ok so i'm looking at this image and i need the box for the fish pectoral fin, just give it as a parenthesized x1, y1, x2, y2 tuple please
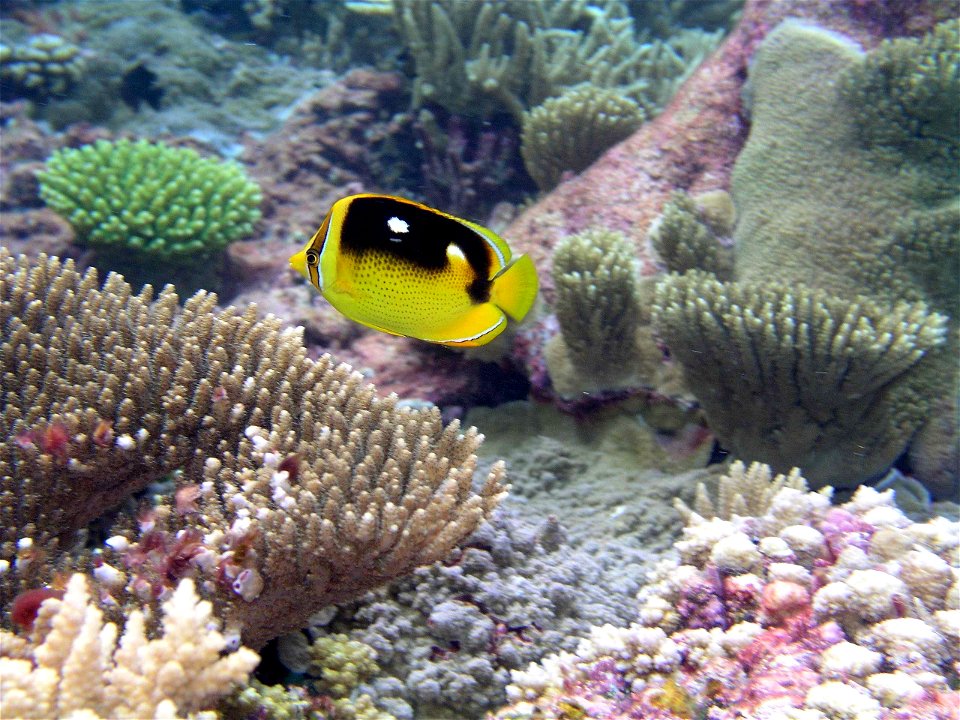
(431, 304, 508, 347)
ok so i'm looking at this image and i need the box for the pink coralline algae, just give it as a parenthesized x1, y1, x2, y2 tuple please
(490, 477, 960, 720)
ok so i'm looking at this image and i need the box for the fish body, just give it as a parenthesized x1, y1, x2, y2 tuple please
(290, 194, 538, 347)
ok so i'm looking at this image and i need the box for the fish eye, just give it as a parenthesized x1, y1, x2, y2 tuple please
(305, 250, 319, 266)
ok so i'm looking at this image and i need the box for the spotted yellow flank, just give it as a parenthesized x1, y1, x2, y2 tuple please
(290, 194, 538, 347)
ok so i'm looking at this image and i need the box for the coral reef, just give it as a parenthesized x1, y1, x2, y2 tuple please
(520, 85, 645, 191)
(0, 573, 258, 718)
(0, 33, 86, 102)
(652, 19, 959, 493)
(393, 0, 720, 122)
(38, 138, 262, 293)
(500, 0, 950, 303)
(0, 249, 506, 649)
(7, 1, 331, 141)
(654, 271, 947, 488)
(491, 464, 960, 719)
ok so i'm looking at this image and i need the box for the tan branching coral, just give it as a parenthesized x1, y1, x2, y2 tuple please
(1, 249, 507, 648)
(544, 229, 653, 395)
(653, 271, 947, 487)
(0, 573, 258, 719)
(0, 249, 321, 555)
(674, 460, 808, 521)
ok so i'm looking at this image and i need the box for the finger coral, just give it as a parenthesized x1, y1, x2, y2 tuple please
(491, 465, 960, 719)
(544, 228, 648, 396)
(37, 138, 261, 292)
(0, 573, 258, 719)
(521, 85, 644, 191)
(0, 248, 506, 648)
(653, 271, 947, 487)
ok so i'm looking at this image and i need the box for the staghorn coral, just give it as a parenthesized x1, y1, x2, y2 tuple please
(0, 249, 507, 648)
(649, 190, 733, 278)
(0, 573, 258, 719)
(37, 138, 261, 293)
(520, 84, 645, 191)
(544, 229, 649, 396)
(0, 34, 86, 102)
(491, 468, 960, 719)
(653, 271, 947, 488)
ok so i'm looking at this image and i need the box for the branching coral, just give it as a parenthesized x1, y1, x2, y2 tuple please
(0, 249, 507, 648)
(520, 84, 645, 191)
(393, 0, 720, 122)
(0, 573, 258, 719)
(675, 460, 807, 522)
(37, 138, 261, 291)
(492, 467, 960, 719)
(0, 34, 86, 102)
(653, 271, 947, 487)
(544, 229, 649, 396)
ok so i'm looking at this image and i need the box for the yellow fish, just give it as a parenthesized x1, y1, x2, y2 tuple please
(290, 194, 538, 347)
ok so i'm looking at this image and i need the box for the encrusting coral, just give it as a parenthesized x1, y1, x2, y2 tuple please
(0, 573, 258, 719)
(37, 138, 262, 292)
(654, 271, 947, 488)
(520, 84, 645, 191)
(544, 228, 648, 396)
(0, 249, 507, 649)
(490, 462, 960, 719)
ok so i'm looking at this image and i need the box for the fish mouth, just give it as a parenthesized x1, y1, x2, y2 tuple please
(289, 249, 308, 279)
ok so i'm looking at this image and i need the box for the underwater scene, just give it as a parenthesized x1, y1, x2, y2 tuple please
(1, 0, 959, 718)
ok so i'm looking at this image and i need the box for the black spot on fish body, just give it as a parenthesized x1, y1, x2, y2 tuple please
(339, 196, 493, 279)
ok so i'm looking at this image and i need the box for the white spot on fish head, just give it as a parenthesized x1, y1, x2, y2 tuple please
(387, 216, 409, 234)
(446, 243, 466, 262)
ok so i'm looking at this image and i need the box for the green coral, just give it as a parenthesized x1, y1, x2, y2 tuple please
(0, 33, 85, 101)
(521, 84, 645, 190)
(309, 633, 380, 699)
(219, 680, 313, 720)
(649, 191, 733, 278)
(653, 271, 947, 488)
(393, 0, 721, 122)
(38, 139, 261, 292)
(839, 18, 959, 172)
(545, 229, 648, 395)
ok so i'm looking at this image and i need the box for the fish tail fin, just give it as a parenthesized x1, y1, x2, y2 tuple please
(490, 254, 538, 322)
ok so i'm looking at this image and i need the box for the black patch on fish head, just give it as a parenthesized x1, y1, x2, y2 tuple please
(340, 197, 494, 298)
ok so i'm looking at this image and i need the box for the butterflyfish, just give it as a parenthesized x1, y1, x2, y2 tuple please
(290, 194, 539, 347)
